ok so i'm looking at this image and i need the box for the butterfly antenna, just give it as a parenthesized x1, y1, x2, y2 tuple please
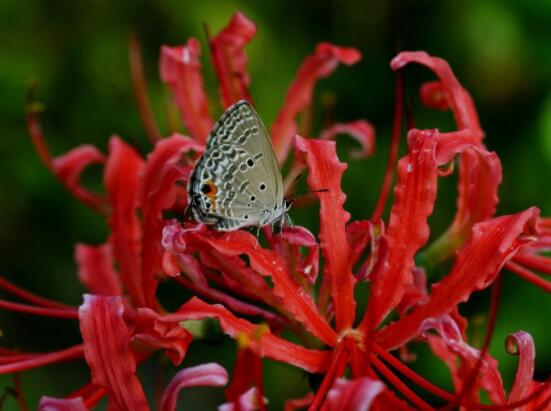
(285, 188, 329, 205)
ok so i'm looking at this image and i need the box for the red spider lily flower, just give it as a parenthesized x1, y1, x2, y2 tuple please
(3, 10, 551, 411)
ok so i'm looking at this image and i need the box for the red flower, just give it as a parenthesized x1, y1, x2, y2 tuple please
(3, 10, 551, 411)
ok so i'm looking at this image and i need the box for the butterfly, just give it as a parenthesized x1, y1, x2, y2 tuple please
(187, 100, 289, 231)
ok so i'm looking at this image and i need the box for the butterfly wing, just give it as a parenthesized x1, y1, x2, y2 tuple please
(188, 100, 284, 230)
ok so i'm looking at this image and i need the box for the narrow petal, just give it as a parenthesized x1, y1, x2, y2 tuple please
(160, 39, 214, 144)
(295, 136, 356, 331)
(52, 145, 108, 212)
(376, 207, 539, 350)
(75, 243, 121, 296)
(210, 11, 256, 108)
(162, 298, 331, 373)
(272, 44, 361, 162)
(165, 225, 336, 346)
(104, 136, 147, 308)
(363, 129, 504, 330)
(319, 120, 376, 159)
(506, 331, 535, 404)
(79, 295, 149, 411)
(391, 51, 482, 135)
(421, 314, 506, 404)
(161, 363, 228, 411)
(322, 378, 384, 411)
(438, 148, 502, 253)
(393, 52, 502, 262)
(39, 396, 87, 411)
(140, 134, 204, 307)
(365, 129, 440, 329)
(201, 232, 335, 345)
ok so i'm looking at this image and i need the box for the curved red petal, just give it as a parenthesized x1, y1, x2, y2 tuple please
(160, 39, 213, 144)
(39, 396, 87, 411)
(140, 134, 203, 307)
(419, 81, 450, 111)
(134, 307, 192, 366)
(322, 378, 384, 411)
(506, 331, 536, 404)
(319, 120, 376, 159)
(104, 136, 147, 308)
(421, 314, 506, 404)
(75, 243, 121, 296)
(52, 145, 108, 212)
(161, 363, 228, 411)
(196, 231, 336, 346)
(210, 11, 256, 108)
(376, 207, 539, 350)
(391, 51, 482, 136)
(393, 52, 502, 261)
(294, 136, 355, 331)
(79, 295, 149, 411)
(162, 297, 331, 373)
(365, 129, 440, 329)
(272, 44, 361, 162)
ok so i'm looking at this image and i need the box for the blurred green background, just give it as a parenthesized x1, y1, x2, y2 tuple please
(1, 0, 550, 409)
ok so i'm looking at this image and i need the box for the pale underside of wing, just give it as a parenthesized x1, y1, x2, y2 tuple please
(188, 100, 285, 230)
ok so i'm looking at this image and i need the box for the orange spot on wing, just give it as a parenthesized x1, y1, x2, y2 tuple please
(206, 180, 218, 210)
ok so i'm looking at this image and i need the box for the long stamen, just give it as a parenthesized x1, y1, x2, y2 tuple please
(13, 373, 29, 411)
(0, 344, 83, 374)
(308, 342, 348, 411)
(512, 254, 551, 277)
(129, 30, 162, 144)
(371, 342, 455, 401)
(371, 70, 404, 221)
(0, 299, 78, 319)
(506, 262, 551, 293)
(25, 83, 53, 171)
(0, 276, 74, 310)
(369, 354, 434, 411)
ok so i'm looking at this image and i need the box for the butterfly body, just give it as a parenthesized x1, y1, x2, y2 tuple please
(188, 100, 287, 231)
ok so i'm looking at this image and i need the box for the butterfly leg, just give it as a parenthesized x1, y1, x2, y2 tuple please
(254, 226, 261, 250)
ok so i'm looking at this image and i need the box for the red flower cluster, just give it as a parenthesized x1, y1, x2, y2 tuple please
(3, 11, 551, 410)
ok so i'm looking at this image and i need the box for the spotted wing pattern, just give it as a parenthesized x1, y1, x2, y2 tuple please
(188, 100, 285, 231)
